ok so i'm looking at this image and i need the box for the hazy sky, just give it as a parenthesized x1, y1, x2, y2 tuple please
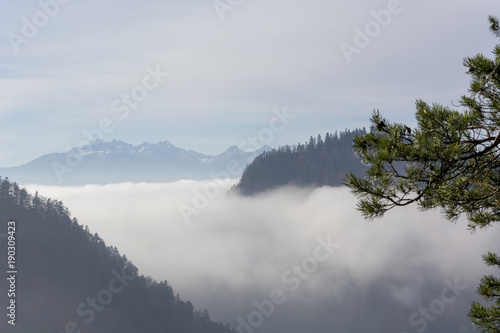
(1, 0, 498, 166)
(27, 182, 500, 333)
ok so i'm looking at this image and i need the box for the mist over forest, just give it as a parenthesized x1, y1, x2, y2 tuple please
(25, 181, 500, 333)
(2, 0, 498, 331)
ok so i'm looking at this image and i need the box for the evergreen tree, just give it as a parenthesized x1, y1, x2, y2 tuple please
(468, 252, 500, 332)
(346, 16, 500, 332)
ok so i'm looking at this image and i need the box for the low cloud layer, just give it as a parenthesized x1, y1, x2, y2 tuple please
(28, 182, 500, 333)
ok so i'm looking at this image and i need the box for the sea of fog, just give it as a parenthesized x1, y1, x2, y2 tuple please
(26, 181, 500, 333)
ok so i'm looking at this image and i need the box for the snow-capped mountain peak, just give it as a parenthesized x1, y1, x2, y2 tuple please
(1, 139, 271, 185)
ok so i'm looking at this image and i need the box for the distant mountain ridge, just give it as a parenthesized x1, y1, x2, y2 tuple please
(0, 139, 271, 186)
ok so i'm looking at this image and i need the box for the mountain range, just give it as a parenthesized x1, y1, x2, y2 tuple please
(0, 139, 270, 186)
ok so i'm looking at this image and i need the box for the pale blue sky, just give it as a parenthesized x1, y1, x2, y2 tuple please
(0, 0, 497, 166)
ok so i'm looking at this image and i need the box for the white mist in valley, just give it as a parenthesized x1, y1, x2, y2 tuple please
(27, 181, 500, 333)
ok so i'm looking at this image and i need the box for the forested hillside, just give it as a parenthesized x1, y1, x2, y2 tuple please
(234, 129, 367, 195)
(0, 177, 235, 333)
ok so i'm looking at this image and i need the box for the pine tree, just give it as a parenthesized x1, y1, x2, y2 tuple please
(346, 16, 500, 332)
(468, 252, 500, 332)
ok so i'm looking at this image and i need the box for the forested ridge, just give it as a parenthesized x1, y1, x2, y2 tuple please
(0, 177, 235, 333)
(233, 129, 367, 195)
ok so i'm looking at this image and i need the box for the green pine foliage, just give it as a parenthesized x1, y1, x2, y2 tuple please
(346, 99, 499, 230)
(346, 16, 500, 332)
(469, 252, 500, 332)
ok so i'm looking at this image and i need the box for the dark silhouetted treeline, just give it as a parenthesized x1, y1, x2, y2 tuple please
(0, 176, 235, 333)
(233, 129, 367, 195)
